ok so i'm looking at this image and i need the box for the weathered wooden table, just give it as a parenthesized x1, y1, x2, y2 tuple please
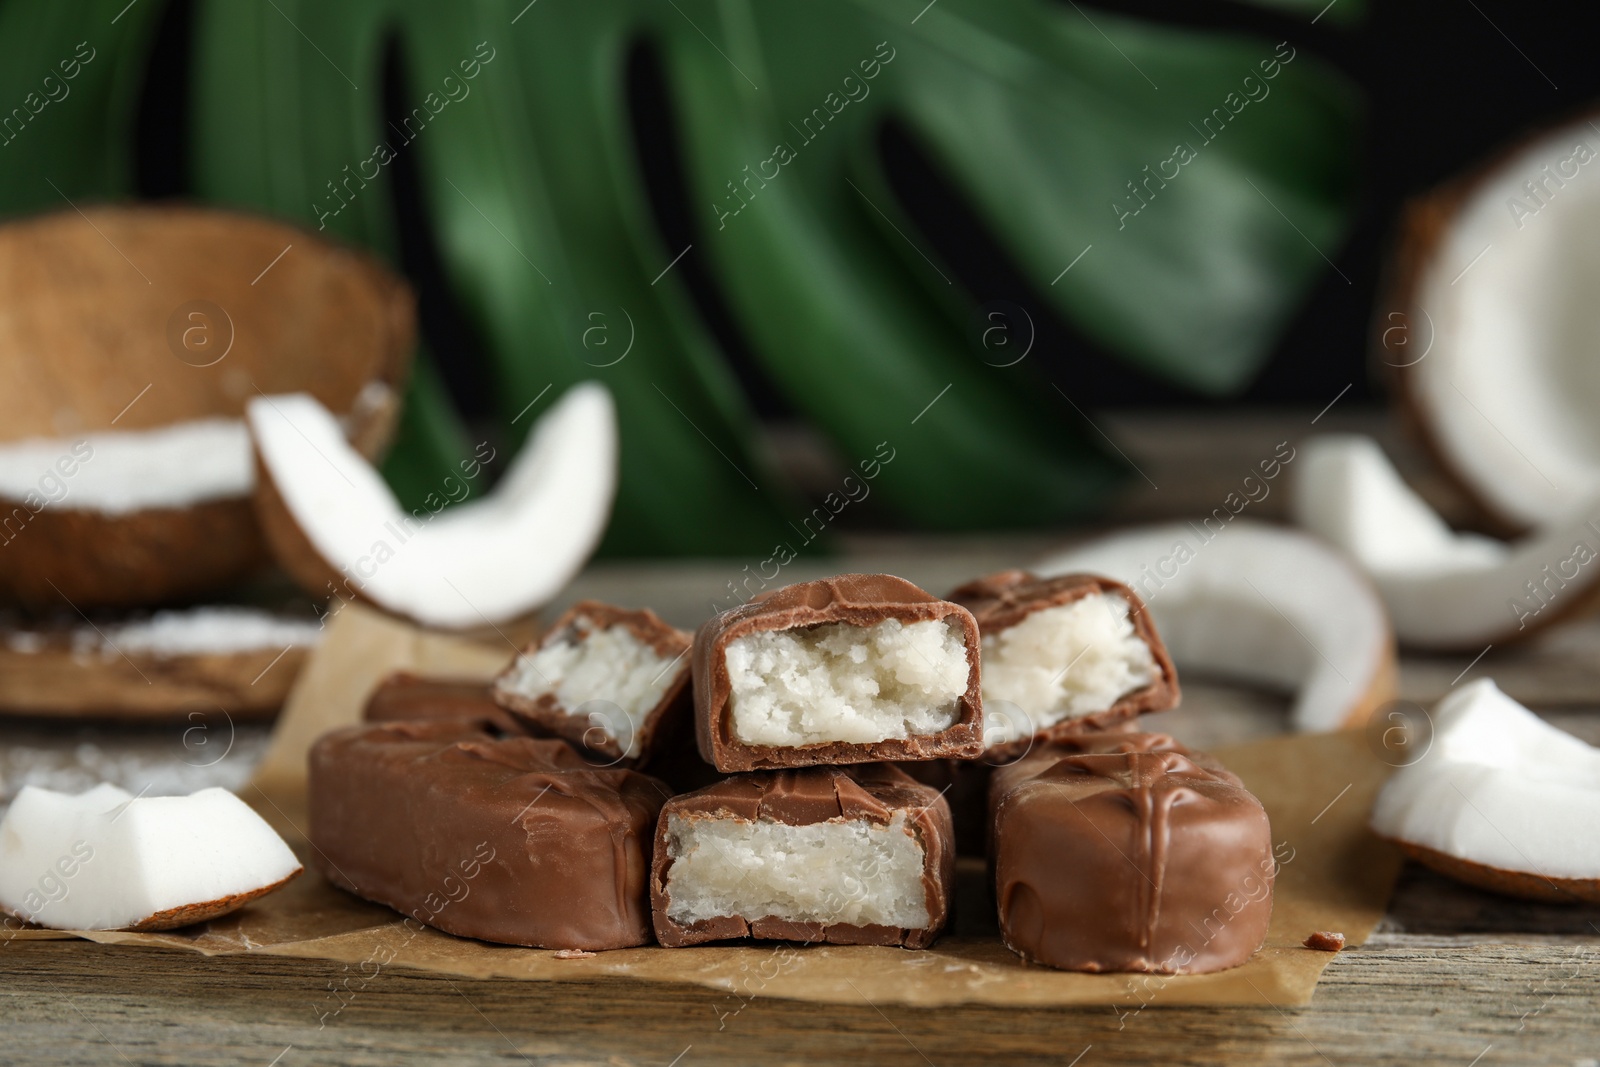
(5, 410, 1599, 1065)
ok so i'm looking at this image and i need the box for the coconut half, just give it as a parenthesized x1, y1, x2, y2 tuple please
(249, 382, 617, 630)
(1293, 434, 1600, 649)
(0, 783, 302, 930)
(1034, 521, 1395, 732)
(0, 206, 412, 609)
(1370, 678, 1600, 903)
(1386, 111, 1600, 532)
(0, 606, 322, 718)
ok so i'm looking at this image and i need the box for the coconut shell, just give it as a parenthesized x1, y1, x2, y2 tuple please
(124, 867, 303, 932)
(0, 205, 413, 611)
(0, 636, 307, 720)
(1379, 108, 1600, 540)
(0, 498, 265, 609)
(1394, 839, 1600, 905)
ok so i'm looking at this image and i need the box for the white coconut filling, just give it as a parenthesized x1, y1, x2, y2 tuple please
(724, 618, 968, 747)
(494, 620, 680, 758)
(979, 594, 1157, 745)
(0, 418, 252, 514)
(663, 812, 929, 929)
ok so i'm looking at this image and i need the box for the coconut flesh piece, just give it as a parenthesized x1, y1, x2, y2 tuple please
(1370, 678, 1600, 899)
(4, 605, 323, 658)
(0, 418, 252, 514)
(1293, 434, 1600, 649)
(1397, 115, 1600, 530)
(1035, 521, 1395, 732)
(724, 618, 970, 747)
(248, 382, 617, 630)
(0, 784, 301, 930)
(662, 811, 930, 929)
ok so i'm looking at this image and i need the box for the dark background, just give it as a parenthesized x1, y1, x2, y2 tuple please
(131, 0, 1584, 419)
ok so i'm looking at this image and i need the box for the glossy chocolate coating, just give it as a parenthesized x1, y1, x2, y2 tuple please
(950, 570, 1179, 756)
(693, 574, 984, 772)
(363, 672, 522, 734)
(651, 764, 955, 948)
(491, 601, 694, 768)
(992, 743, 1274, 974)
(310, 719, 671, 950)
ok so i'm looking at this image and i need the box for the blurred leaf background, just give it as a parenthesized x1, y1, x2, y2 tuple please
(0, 0, 1360, 555)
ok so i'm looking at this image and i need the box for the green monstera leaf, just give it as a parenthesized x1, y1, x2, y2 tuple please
(0, 0, 1358, 555)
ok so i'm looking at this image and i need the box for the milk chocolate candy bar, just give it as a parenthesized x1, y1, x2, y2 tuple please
(364, 671, 522, 734)
(694, 574, 983, 772)
(950, 570, 1178, 757)
(310, 719, 670, 950)
(988, 730, 1229, 811)
(992, 740, 1273, 974)
(493, 601, 693, 767)
(651, 764, 954, 948)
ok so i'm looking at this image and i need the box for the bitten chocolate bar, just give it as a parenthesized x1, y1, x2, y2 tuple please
(991, 736, 1274, 974)
(950, 570, 1178, 755)
(650, 765, 954, 949)
(363, 671, 521, 734)
(310, 719, 670, 950)
(693, 574, 983, 772)
(492, 600, 693, 766)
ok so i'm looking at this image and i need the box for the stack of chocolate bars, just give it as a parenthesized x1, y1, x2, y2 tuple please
(309, 571, 1277, 973)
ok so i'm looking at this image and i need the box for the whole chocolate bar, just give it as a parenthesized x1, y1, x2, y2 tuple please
(310, 719, 671, 950)
(364, 671, 522, 734)
(694, 574, 983, 772)
(992, 740, 1273, 974)
(650, 765, 954, 948)
(950, 570, 1179, 756)
(492, 601, 694, 767)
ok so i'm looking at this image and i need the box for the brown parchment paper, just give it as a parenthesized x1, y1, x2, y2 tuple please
(9, 602, 1403, 1008)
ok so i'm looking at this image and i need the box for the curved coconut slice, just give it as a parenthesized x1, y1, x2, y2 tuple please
(1370, 678, 1600, 902)
(1293, 434, 1600, 649)
(250, 382, 617, 630)
(0, 606, 322, 719)
(0, 206, 412, 610)
(0, 784, 302, 930)
(1035, 521, 1395, 732)
(1387, 111, 1600, 532)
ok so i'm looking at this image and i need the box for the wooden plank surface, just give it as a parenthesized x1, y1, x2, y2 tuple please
(4, 408, 1600, 1065)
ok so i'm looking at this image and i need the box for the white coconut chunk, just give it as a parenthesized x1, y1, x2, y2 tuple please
(494, 618, 681, 758)
(663, 812, 929, 929)
(1370, 679, 1600, 881)
(1036, 520, 1394, 733)
(248, 382, 616, 630)
(0, 418, 251, 514)
(0, 784, 300, 930)
(5, 606, 322, 659)
(1403, 117, 1600, 529)
(725, 618, 969, 747)
(1294, 434, 1600, 649)
(107, 606, 323, 656)
(979, 594, 1157, 744)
